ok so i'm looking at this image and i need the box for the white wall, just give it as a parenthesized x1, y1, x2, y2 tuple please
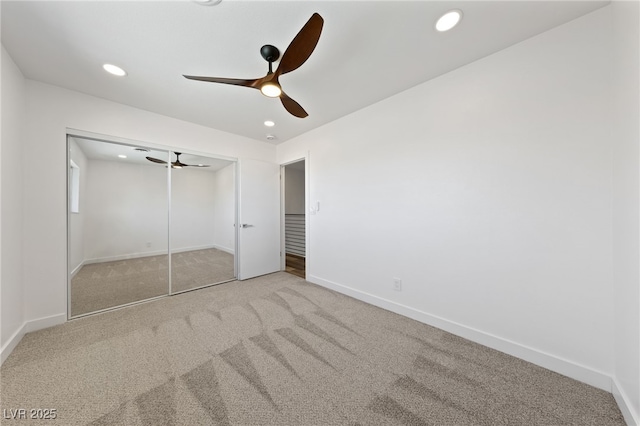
(84, 160, 169, 261)
(278, 7, 615, 391)
(171, 166, 218, 253)
(68, 138, 88, 273)
(21, 80, 276, 328)
(285, 166, 305, 215)
(1, 46, 26, 361)
(212, 163, 236, 254)
(78, 155, 234, 262)
(611, 1, 640, 423)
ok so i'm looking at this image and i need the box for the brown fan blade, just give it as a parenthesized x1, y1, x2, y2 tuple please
(183, 75, 260, 89)
(146, 156, 167, 164)
(173, 163, 211, 168)
(172, 152, 211, 168)
(280, 92, 308, 118)
(276, 13, 324, 76)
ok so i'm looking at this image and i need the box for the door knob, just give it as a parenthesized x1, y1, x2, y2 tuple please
(241, 224, 254, 228)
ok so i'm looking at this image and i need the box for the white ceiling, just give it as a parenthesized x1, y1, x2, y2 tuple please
(2, 1, 608, 144)
(72, 136, 234, 172)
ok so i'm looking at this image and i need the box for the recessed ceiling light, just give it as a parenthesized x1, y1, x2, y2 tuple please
(103, 63, 127, 77)
(264, 120, 275, 127)
(118, 154, 127, 159)
(435, 10, 462, 32)
(192, 0, 222, 6)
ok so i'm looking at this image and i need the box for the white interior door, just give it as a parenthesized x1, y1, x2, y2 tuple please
(238, 158, 281, 280)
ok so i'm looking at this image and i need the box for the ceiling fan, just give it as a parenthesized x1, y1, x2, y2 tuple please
(183, 13, 324, 118)
(146, 152, 210, 169)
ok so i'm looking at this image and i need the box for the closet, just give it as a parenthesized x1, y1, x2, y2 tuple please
(67, 136, 236, 318)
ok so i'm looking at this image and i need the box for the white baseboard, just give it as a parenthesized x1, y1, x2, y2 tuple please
(211, 244, 235, 255)
(0, 313, 66, 366)
(25, 313, 66, 333)
(70, 261, 84, 279)
(83, 245, 234, 265)
(613, 378, 640, 426)
(308, 274, 613, 392)
(84, 249, 170, 264)
(0, 322, 26, 365)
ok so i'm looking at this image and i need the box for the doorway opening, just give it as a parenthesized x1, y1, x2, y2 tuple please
(282, 160, 306, 278)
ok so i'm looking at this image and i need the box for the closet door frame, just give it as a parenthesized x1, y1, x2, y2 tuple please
(66, 129, 238, 319)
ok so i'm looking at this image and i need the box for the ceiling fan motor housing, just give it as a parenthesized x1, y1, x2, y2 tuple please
(260, 44, 280, 63)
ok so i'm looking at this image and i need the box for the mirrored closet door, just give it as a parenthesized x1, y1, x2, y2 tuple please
(68, 137, 170, 317)
(170, 153, 236, 293)
(68, 137, 237, 318)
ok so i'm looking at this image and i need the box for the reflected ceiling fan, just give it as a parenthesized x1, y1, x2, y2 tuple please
(145, 152, 210, 169)
(183, 13, 324, 118)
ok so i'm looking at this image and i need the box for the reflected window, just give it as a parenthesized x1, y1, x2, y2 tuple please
(69, 160, 80, 213)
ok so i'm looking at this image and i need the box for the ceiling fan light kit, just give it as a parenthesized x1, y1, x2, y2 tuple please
(183, 13, 324, 118)
(260, 82, 282, 98)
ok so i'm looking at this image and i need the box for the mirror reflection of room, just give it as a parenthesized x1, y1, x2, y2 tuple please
(169, 152, 236, 293)
(68, 138, 170, 317)
(68, 138, 236, 318)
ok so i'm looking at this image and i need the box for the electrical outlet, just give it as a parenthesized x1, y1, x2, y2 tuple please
(393, 278, 402, 291)
(146, 242, 151, 248)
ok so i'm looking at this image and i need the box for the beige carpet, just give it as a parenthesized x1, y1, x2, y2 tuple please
(3, 272, 624, 425)
(71, 248, 235, 317)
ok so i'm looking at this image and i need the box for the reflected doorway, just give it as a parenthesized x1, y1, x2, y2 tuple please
(67, 136, 237, 318)
(282, 160, 306, 278)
